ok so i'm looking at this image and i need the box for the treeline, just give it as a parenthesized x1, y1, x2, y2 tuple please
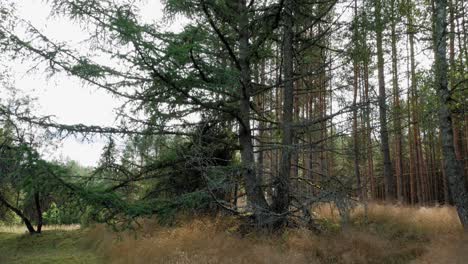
(0, 0, 466, 232)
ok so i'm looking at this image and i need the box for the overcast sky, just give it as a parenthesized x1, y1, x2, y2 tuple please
(10, 0, 170, 167)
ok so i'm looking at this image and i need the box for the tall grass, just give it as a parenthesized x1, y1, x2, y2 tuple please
(314, 203, 467, 264)
(315, 203, 462, 235)
(83, 203, 465, 264)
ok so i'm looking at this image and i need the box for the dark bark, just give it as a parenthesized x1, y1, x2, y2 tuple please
(433, 0, 468, 228)
(34, 192, 43, 233)
(237, 0, 271, 225)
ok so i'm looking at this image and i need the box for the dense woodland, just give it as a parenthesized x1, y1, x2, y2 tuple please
(0, 0, 467, 242)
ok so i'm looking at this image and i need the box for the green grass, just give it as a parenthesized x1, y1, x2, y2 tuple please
(0, 229, 102, 264)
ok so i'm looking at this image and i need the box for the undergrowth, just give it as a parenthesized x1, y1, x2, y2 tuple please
(1, 203, 466, 264)
(84, 203, 466, 264)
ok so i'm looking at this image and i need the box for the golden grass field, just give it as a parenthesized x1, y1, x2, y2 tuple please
(1, 203, 467, 264)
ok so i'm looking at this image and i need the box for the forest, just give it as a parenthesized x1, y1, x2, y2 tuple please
(0, 0, 467, 263)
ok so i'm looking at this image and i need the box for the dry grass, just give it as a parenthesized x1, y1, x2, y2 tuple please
(0, 224, 81, 234)
(315, 203, 467, 264)
(1, 204, 465, 263)
(315, 203, 462, 235)
(412, 234, 468, 264)
(81, 203, 466, 264)
(356, 204, 462, 234)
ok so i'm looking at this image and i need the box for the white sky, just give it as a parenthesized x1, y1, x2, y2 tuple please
(9, 0, 172, 167)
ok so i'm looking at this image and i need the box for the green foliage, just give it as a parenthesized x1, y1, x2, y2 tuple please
(111, 7, 141, 44)
(418, 69, 440, 132)
(69, 119, 239, 227)
(70, 58, 106, 79)
(163, 0, 200, 18)
(43, 202, 82, 225)
(0, 120, 92, 227)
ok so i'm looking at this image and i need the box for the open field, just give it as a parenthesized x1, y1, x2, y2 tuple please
(1, 204, 467, 264)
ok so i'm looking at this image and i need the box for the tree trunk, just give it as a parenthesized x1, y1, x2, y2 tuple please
(433, 0, 468, 228)
(0, 192, 37, 234)
(351, 0, 363, 201)
(274, 0, 294, 224)
(364, 60, 375, 199)
(374, 0, 395, 201)
(449, 0, 463, 174)
(407, 0, 426, 205)
(238, 0, 270, 225)
(34, 192, 43, 233)
(391, 0, 404, 203)
(353, 62, 362, 200)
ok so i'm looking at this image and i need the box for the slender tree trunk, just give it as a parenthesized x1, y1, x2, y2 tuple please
(429, 133, 439, 202)
(391, 0, 404, 203)
(359, 3, 375, 200)
(374, 0, 395, 200)
(353, 63, 362, 200)
(274, 0, 294, 223)
(352, 0, 362, 200)
(405, 32, 416, 204)
(292, 90, 300, 194)
(409, 122, 416, 204)
(256, 61, 266, 195)
(364, 61, 375, 199)
(407, 0, 426, 205)
(433, 0, 468, 228)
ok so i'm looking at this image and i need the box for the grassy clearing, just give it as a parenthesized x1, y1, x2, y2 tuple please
(0, 227, 102, 264)
(1, 204, 467, 263)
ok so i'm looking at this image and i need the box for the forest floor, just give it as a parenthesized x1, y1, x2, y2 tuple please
(0, 204, 467, 264)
